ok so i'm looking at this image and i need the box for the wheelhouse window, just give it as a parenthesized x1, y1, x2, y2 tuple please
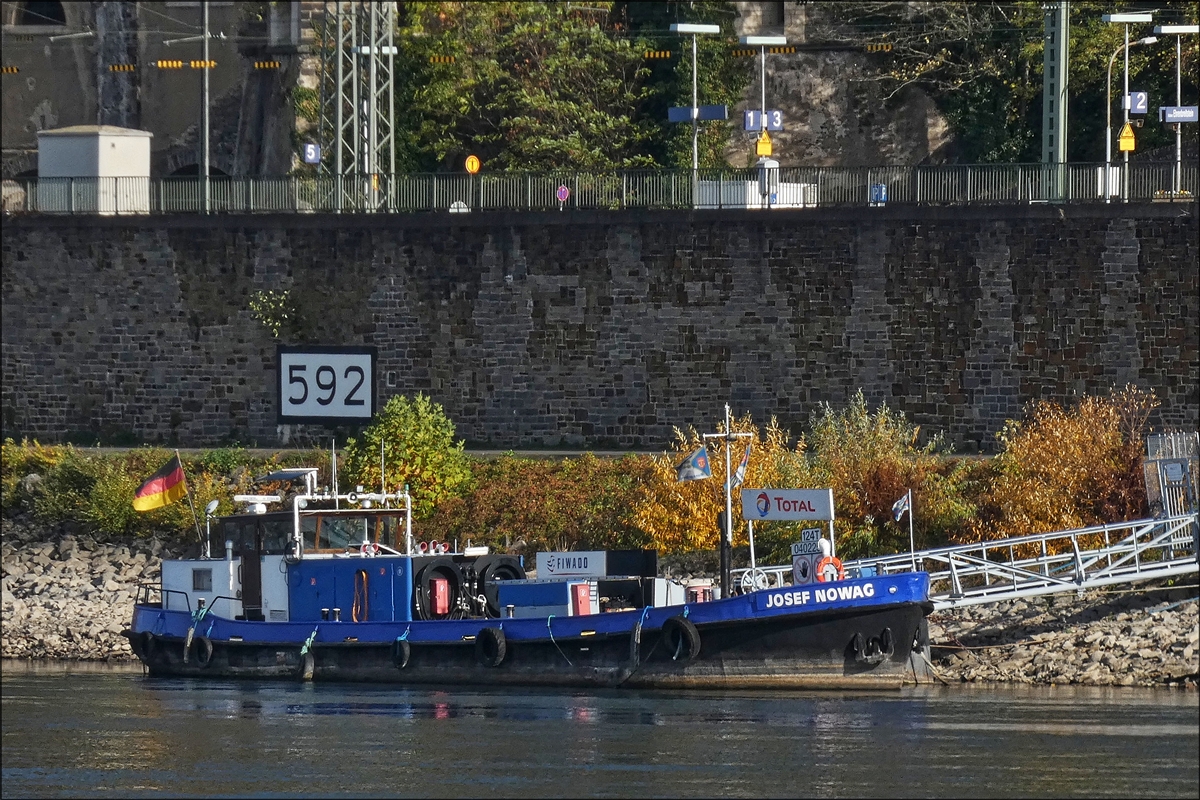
(192, 568, 213, 592)
(301, 513, 404, 552)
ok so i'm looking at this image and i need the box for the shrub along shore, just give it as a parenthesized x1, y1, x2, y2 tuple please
(2, 517, 1195, 687)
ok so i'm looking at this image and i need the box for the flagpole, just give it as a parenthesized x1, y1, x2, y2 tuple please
(177, 449, 204, 558)
(907, 488, 916, 571)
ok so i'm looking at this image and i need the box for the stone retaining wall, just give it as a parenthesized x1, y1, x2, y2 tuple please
(3, 205, 1196, 453)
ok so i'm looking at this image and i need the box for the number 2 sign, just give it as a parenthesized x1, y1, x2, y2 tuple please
(277, 346, 376, 423)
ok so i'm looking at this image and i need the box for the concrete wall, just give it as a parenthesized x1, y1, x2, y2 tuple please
(2, 205, 1196, 452)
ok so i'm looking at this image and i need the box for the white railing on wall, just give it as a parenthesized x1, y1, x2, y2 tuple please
(2, 163, 1194, 215)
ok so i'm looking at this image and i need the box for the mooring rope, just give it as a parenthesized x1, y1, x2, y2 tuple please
(546, 615, 573, 667)
(300, 627, 319, 656)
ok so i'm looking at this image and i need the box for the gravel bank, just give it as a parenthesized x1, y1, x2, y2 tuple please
(3, 516, 1197, 687)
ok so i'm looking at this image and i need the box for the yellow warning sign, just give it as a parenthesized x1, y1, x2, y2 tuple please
(1118, 122, 1135, 152)
(756, 131, 772, 157)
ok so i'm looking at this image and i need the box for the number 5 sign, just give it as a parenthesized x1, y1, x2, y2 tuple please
(277, 346, 376, 423)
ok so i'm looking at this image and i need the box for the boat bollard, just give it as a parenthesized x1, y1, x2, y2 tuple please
(506, 605, 515, 618)
(332, 607, 341, 622)
(321, 608, 330, 621)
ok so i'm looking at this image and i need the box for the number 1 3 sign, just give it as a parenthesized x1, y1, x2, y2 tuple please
(277, 346, 376, 423)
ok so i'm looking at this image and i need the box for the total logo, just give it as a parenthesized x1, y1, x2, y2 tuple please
(755, 492, 771, 517)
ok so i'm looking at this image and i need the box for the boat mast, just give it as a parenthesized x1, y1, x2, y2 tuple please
(703, 403, 752, 597)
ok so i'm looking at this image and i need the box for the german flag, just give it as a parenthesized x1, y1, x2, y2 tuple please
(132, 455, 188, 512)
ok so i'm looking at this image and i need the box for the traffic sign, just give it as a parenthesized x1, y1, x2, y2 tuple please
(755, 131, 772, 157)
(465, 154, 481, 174)
(744, 109, 783, 131)
(556, 185, 570, 203)
(302, 143, 321, 165)
(1118, 122, 1136, 152)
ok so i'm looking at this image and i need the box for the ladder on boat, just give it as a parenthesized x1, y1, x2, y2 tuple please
(731, 513, 1199, 611)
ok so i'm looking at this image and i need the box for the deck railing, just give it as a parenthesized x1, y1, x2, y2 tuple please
(2, 162, 1195, 215)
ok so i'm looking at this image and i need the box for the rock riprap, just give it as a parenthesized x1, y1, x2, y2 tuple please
(929, 588, 1199, 687)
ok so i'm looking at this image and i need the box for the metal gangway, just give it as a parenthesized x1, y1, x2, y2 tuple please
(732, 513, 1199, 611)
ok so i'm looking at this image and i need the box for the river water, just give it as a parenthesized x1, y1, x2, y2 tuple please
(2, 662, 1197, 799)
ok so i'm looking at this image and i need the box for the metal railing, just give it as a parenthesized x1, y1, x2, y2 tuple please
(3, 162, 1195, 215)
(731, 513, 1199, 610)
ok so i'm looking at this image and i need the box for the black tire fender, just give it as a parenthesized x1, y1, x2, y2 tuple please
(141, 632, 160, 663)
(475, 627, 507, 668)
(851, 632, 866, 661)
(880, 627, 895, 658)
(392, 638, 411, 669)
(662, 615, 701, 661)
(191, 635, 214, 668)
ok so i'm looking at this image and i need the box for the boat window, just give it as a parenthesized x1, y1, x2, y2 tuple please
(260, 518, 291, 554)
(301, 516, 318, 551)
(192, 568, 212, 592)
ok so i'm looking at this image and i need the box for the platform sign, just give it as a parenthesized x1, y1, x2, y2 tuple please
(1160, 106, 1198, 123)
(742, 489, 834, 521)
(1127, 91, 1149, 115)
(744, 109, 783, 131)
(277, 345, 376, 424)
(669, 104, 729, 122)
(303, 143, 321, 164)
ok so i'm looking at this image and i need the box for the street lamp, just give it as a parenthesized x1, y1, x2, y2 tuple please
(670, 23, 721, 179)
(1104, 34, 1157, 202)
(1155, 24, 1200, 197)
(1103, 12, 1154, 202)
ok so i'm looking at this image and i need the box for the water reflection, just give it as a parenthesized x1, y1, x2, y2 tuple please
(3, 665, 1197, 799)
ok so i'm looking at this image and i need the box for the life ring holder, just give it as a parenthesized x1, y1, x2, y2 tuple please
(815, 556, 845, 583)
(475, 627, 507, 668)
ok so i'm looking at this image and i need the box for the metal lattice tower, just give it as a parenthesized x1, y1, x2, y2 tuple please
(316, 2, 396, 186)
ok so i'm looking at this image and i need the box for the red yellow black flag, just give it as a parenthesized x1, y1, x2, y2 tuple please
(132, 455, 188, 512)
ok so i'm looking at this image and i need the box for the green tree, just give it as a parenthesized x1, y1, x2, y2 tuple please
(340, 394, 473, 519)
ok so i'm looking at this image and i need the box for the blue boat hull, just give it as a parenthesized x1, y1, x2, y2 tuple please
(126, 573, 934, 689)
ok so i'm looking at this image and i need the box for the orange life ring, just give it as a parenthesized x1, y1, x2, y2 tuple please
(815, 556, 845, 583)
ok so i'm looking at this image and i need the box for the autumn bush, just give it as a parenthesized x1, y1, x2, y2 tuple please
(960, 385, 1158, 551)
(420, 453, 652, 555)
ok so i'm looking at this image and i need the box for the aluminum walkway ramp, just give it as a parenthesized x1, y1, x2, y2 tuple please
(732, 513, 1199, 611)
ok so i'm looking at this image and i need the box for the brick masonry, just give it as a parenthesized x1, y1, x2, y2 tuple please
(2, 205, 1196, 453)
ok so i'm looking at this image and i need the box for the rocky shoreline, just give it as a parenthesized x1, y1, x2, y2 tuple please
(2, 517, 1197, 687)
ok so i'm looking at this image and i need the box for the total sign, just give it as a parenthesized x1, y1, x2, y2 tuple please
(741, 488, 835, 521)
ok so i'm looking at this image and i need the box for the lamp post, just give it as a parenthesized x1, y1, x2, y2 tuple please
(1155, 24, 1200, 197)
(670, 23, 721, 181)
(1104, 34, 1156, 202)
(1103, 13, 1154, 202)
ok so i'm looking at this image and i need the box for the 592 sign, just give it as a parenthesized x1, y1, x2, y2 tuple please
(277, 346, 376, 424)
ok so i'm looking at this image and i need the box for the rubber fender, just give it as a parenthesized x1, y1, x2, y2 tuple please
(473, 555, 526, 617)
(191, 635, 214, 668)
(662, 615, 701, 661)
(475, 626, 507, 668)
(392, 639, 411, 669)
(141, 632, 161, 663)
(300, 651, 315, 682)
(413, 558, 463, 620)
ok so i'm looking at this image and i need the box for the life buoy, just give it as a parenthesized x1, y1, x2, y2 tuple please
(360, 542, 380, 557)
(815, 556, 845, 583)
(392, 638, 411, 669)
(475, 627, 507, 667)
(662, 615, 701, 661)
(190, 635, 214, 668)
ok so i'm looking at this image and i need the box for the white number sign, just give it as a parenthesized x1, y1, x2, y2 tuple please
(277, 346, 376, 423)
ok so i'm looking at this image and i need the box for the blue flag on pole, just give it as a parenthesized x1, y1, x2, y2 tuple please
(892, 492, 910, 522)
(675, 446, 712, 482)
(730, 443, 752, 489)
